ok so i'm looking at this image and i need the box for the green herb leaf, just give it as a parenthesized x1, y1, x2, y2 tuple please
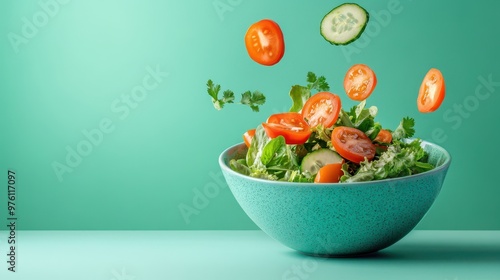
(207, 80, 265, 112)
(261, 136, 286, 166)
(240, 91, 251, 105)
(392, 117, 415, 140)
(245, 125, 299, 180)
(337, 101, 378, 134)
(306, 72, 317, 84)
(222, 90, 235, 104)
(207, 80, 219, 101)
(207, 80, 224, 110)
(337, 109, 355, 127)
(251, 91, 266, 105)
(366, 122, 382, 140)
(306, 71, 330, 91)
(241, 91, 266, 112)
(267, 143, 298, 174)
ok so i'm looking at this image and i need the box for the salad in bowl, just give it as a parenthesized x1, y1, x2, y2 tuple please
(213, 67, 450, 256)
(207, 3, 449, 255)
(219, 65, 444, 184)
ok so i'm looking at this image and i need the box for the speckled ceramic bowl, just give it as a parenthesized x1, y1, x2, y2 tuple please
(219, 140, 451, 257)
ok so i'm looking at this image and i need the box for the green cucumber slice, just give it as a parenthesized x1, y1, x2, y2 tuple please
(320, 3, 369, 45)
(301, 149, 343, 175)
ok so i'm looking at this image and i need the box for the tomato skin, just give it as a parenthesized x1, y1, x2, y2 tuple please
(314, 163, 344, 183)
(418, 68, 445, 113)
(244, 19, 285, 66)
(301, 92, 342, 128)
(262, 113, 311, 144)
(344, 64, 377, 101)
(374, 129, 392, 143)
(331, 126, 376, 164)
(243, 129, 256, 148)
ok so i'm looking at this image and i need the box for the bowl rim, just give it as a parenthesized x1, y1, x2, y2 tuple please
(219, 139, 452, 187)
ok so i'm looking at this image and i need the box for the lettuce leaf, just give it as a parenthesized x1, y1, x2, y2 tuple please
(289, 85, 311, 113)
(244, 125, 299, 180)
(341, 139, 434, 182)
(337, 100, 382, 139)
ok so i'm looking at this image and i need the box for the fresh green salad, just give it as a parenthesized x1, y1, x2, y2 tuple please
(212, 67, 435, 183)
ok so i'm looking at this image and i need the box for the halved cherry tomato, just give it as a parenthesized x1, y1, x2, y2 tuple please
(314, 163, 344, 183)
(301, 92, 342, 128)
(244, 19, 285, 66)
(331, 126, 376, 164)
(417, 68, 445, 113)
(344, 64, 377, 101)
(262, 113, 311, 144)
(374, 129, 392, 143)
(243, 129, 256, 148)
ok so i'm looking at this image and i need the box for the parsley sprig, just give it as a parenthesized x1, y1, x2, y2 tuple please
(207, 80, 266, 112)
(306, 72, 330, 92)
(392, 117, 415, 140)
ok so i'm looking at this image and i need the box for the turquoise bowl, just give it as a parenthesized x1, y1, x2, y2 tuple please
(219, 140, 451, 257)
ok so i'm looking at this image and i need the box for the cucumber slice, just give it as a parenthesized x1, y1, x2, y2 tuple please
(320, 3, 369, 45)
(301, 149, 343, 175)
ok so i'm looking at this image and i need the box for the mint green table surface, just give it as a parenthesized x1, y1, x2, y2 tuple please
(1, 230, 498, 280)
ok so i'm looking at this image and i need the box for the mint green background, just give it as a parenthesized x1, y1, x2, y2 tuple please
(0, 0, 498, 230)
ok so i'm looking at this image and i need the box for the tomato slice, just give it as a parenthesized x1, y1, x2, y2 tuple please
(301, 92, 342, 128)
(243, 129, 256, 148)
(314, 163, 344, 183)
(417, 68, 445, 113)
(262, 113, 311, 144)
(344, 64, 377, 101)
(331, 126, 376, 164)
(374, 129, 392, 143)
(244, 19, 285, 66)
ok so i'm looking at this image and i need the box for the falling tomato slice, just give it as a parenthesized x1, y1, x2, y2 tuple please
(262, 113, 311, 144)
(244, 19, 285, 66)
(301, 92, 342, 128)
(417, 68, 445, 113)
(344, 64, 377, 101)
